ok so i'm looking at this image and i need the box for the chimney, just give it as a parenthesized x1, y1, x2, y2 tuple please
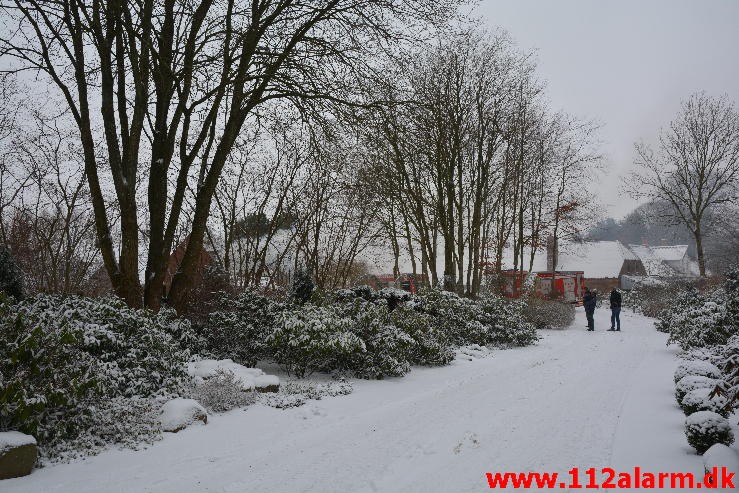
(546, 235, 558, 272)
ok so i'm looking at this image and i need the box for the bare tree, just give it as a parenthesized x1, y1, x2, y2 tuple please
(1, 107, 102, 295)
(208, 118, 306, 290)
(631, 92, 739, 276)
(368, 30, 532, 294)
(542, 113, 601, 273)
(705, 204, 739, 273)
(293, 127, 383, 289)
(0, 75, 28, 233)
(365, 29, 601, 296)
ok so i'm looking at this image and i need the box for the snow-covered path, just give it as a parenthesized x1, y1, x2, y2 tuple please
(4, 308, 708, 493)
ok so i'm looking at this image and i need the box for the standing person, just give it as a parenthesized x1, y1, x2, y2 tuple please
(583, 287, 597, 331)
(609, 288, 622, 331)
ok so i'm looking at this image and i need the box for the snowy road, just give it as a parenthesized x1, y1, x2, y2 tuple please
(4, 308, 712, 493)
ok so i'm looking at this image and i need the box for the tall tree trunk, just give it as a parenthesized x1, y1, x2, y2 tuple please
(694, 225, 707, 277)
(167, 116, 241, 312)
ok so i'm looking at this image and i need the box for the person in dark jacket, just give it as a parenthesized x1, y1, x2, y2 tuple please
(583, 287, 597, 331)
(609, 288, 622, 331)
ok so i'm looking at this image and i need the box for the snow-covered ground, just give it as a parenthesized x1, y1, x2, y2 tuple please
(4, 308, 735, 492)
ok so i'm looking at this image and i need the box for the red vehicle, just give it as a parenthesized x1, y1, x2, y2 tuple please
(371, 273, 428, 294)
(501, 270, 585, 304)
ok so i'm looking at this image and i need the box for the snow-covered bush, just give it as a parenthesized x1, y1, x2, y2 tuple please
(726, 265, 739, 293)
(685, 411, 734, 454)
(676, 269, 739, 415)
(270, 296, 462, 379)
(158, 305, 205, 353)
(712, 335, 739, 415)
(270, 287, 537, 379)
(335, 285, 376, 303)
(289, 269, 315, 304)
(198, 289, 284, 366)
(335, 285, 412, 311)
(189, 369, 256, 412)
(415, 289, 484, 345)
(678, 347, 725, 367)
(268, 304, 364, 377)
(709, 269, 739, 414)
(342, 300, 414, 379)
(259, 379, 353, 409)
(680, 388, 729, 418)
(659, 290, 735, 350)
(278, 380, 354, 400)
(259, 393, 306, 409)
(478, 295, 539, 347)
(523, 298, 576, 329)
(44, 396, 162, 463)
(656, 270, 739, 350)
(0, 295, 190, 460)
(0, 246, 23, 300)
(675, 375, 719, 404)
(390, 306, 454, 366)
(702, 444, 739, 478)
(285, 299, 418, 379)
(415, 289, 538, 347)
(674, 360, 723, 384)
(624, 279, 684, 318)
(723, 265, 739, 323)
(653, 287, 701, 334)
(377, 287, 412, 311)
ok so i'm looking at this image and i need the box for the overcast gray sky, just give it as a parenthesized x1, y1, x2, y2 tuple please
(477, 0, 739, 219)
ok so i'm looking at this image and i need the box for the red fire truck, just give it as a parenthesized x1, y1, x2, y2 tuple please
(371, 273, 428, 294)
(501, 270, 585, 304)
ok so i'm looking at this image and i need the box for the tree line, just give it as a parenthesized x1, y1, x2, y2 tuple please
(0, 1, 602, 310)
(363, 30, 600, 296)
(3, 2, 733, 312)
(0, 0, 458, 311)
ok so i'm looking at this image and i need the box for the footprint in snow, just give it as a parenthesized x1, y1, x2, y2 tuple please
(299, 404, 327, 419)
(453, 432, 480, 454)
